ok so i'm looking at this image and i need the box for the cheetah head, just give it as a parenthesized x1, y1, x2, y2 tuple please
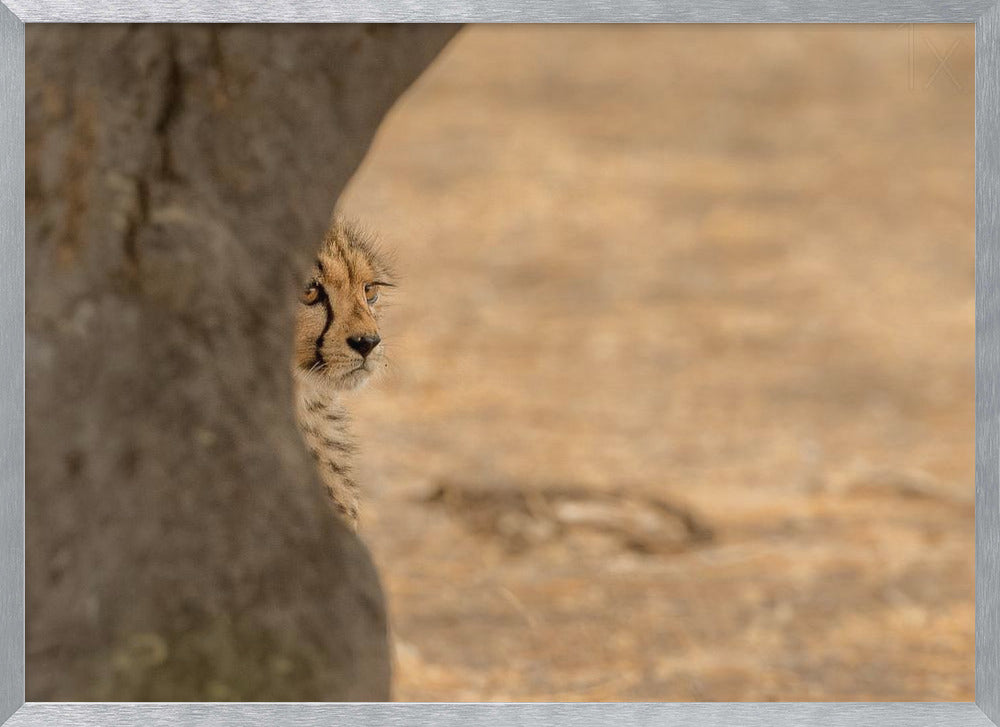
(294, 217, 394, 390)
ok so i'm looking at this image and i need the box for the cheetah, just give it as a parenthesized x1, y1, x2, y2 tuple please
(293, 217, 394, 529)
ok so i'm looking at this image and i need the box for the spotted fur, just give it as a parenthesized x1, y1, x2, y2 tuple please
(293, 217, 394, 529)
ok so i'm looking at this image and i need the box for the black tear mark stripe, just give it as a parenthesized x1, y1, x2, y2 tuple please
(313, 283, 334, 367)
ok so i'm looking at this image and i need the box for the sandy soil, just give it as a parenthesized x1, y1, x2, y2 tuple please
(337, 25, 975, 701)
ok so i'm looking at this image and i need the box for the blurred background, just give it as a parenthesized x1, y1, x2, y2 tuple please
(336, 25, 975, 701)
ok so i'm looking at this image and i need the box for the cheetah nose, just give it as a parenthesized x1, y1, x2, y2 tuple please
(347, 334, 381, 358)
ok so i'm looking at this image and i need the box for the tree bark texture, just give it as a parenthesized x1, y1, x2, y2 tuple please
(25, 23, 458, 701)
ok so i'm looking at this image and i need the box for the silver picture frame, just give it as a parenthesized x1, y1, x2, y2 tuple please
(1, 2, 998, 725)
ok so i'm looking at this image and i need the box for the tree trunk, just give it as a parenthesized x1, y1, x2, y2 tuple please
(25, 23, 458, 701)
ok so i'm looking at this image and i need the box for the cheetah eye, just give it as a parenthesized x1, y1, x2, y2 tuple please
(364, 284, 379, 306)
(302, 282, 325, 306)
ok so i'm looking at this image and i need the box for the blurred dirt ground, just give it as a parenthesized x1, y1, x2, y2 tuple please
(337, 25, 975, 701)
